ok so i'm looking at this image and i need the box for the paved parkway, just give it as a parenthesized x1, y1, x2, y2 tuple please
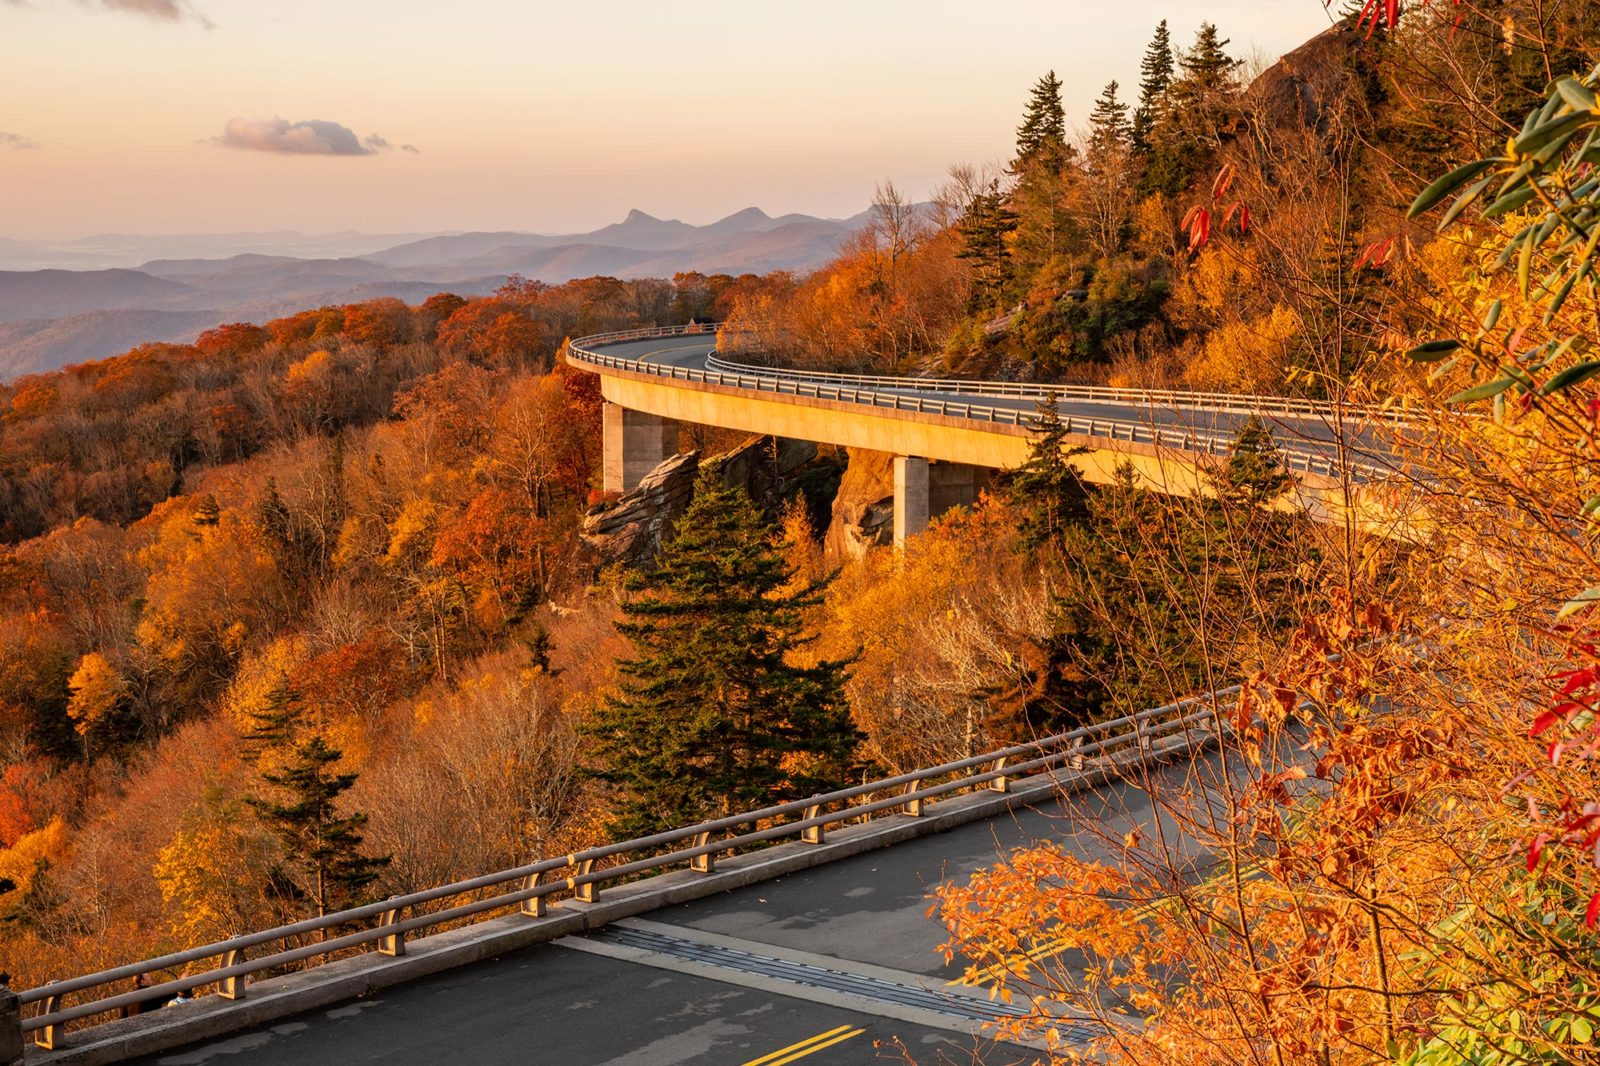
(127, 746, 1246, 1066)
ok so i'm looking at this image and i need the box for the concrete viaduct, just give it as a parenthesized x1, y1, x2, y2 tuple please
(572, 324, 1403, 544)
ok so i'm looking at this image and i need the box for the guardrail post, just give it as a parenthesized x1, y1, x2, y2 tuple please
(519, 871, 548, 918)
(220, 947, 247, 998)
(1069, 736, 1086, 771)
(900, 781, 924, 817)
(690, 830, 715, 873)
(800, 804, 825, 844)
(34, 987, 61, 1051)
(1, 983, 21, 1066)
(572, 858, 599, 903)
(988, 756, 1011, 793)
(377, 903, 405, 958)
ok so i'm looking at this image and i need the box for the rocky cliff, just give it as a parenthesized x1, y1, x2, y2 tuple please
(582, 434, 819, 569)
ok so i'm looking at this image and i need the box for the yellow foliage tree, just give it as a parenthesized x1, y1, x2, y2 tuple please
(0, 817, 68, 919)
(152, 808, 279, 946)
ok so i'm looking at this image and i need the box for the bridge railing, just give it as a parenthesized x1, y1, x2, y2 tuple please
(702, 352, 1411, 424)
(19, 686, 1233, 1050)
(564, 325, 1394, 480)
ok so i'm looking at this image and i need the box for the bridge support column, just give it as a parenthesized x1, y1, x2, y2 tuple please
(603, 403, 679, 495)
(895, 459, 992, 547)
(893, 456, 929, 548)
(0, 984, 19, 1066)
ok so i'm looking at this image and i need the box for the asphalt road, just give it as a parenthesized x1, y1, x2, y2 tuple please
(133, 743, 1262, 1066)
(587, 333, 1393, 469)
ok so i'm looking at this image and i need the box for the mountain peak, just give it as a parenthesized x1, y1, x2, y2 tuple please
(721, 207, 771, 223)
(622, 209, 663, 224)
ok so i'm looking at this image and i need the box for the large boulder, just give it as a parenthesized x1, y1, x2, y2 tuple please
(823, 448, 896, 561)
(711, 434, 818, 516)
(582, 434, 821, 569)
(581, 451, 700, 570)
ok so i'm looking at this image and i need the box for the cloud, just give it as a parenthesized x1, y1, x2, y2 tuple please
(94, 0, 205, 21)
(216, 117, 402, 157)
(0, 131, 39, 150)
(6, 0, 212, 25)
(401, 144, 420, 155)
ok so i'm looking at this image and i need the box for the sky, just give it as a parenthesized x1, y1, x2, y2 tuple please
(0, 0, 1339, 240)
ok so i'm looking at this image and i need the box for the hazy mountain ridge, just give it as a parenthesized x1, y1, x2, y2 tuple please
(0, 206, 885, 379)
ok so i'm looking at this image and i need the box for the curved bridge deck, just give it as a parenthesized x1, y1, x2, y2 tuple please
(567, 325, 1407, 536)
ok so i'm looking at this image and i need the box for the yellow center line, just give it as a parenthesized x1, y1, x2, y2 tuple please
(631, 342, 709, 364)
(764, 1028, 865, 1066)
(740, 1025, 860, 1066)
(949, 863, 1278, 988)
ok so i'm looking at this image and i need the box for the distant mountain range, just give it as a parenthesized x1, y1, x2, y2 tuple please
(0, 206, 881, 379)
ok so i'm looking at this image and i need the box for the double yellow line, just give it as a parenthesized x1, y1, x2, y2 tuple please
(948, 930, 1078, 988)
(948, 863, 1275, 990)
(740, 1024, 865, 1066)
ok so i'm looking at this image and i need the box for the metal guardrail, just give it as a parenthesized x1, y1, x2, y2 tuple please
(702, 352, 1411, 424)
(20, 688, 1232, 1050)
(564, 324, 1393, 481)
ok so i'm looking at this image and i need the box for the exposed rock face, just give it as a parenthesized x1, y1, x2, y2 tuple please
(823, 448, 896, 561)
(1247, 23, 1368, 141)
(582, 451, 699, 570)
(711, 434, 818, 515)
(582, 434, 821, 569)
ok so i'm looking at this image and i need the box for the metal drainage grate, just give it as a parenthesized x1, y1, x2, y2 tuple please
(588, 925, 1098, 1043)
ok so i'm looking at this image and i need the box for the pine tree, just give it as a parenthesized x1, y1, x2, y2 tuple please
(955, 181, 1017, 314)
(1014, 71, 1068, 173)
(1088, 81, 1132, 158)
(245, 673, 388, 920)
(1009, 392, 1093, 550)
(1132, 20, 1174, 153)
(1212, 416, 1293, 510)
(581, 470, 860, 840)
(1141, 22, 1241, 196)
(1178, 22, 1240, 92)
(192, 493, 220, 528)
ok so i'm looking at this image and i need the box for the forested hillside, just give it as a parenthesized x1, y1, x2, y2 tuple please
(5, 5, 1600, 1064)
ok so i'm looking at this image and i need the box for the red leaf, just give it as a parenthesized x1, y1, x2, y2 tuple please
(1238, 205, 1251, 235)
(1211, 164, 1236, 201)
(1528, 832, 1551, 872)
(1532, 711, 1563, 737)
(1586, 891, 1600, 929)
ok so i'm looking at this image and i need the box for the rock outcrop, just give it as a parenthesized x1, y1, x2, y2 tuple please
(581, 451, 700, 570)
(582, 434, 822, 569)
(822, 448, 896, 561)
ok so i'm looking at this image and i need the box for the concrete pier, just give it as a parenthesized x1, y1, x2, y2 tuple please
(603, 403, 680, 494)
(893, 456, 929, 548)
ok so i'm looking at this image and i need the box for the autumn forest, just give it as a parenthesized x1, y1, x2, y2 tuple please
(6, 3, 1600, 1063)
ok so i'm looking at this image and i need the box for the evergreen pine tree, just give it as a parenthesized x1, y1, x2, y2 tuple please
(1009, 392, 1093, 551)
(1013, 71, 1068, 173)
(1212, 416, 1293, 510)
(1178, 22, 1240, 92)
(244, 673, 388, 920)
(1009, 72, 1076, 280)
(1087, 81, 1132, 159)
(1140, 22, 1241, 196)
(581, 470, 860, 840)
(1131, 20, 1174, 154)
(192, 493, 220, 528)
(955, 181, 1018, 314)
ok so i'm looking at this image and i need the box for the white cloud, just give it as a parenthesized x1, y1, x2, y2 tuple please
(0, 131, 39, 150)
